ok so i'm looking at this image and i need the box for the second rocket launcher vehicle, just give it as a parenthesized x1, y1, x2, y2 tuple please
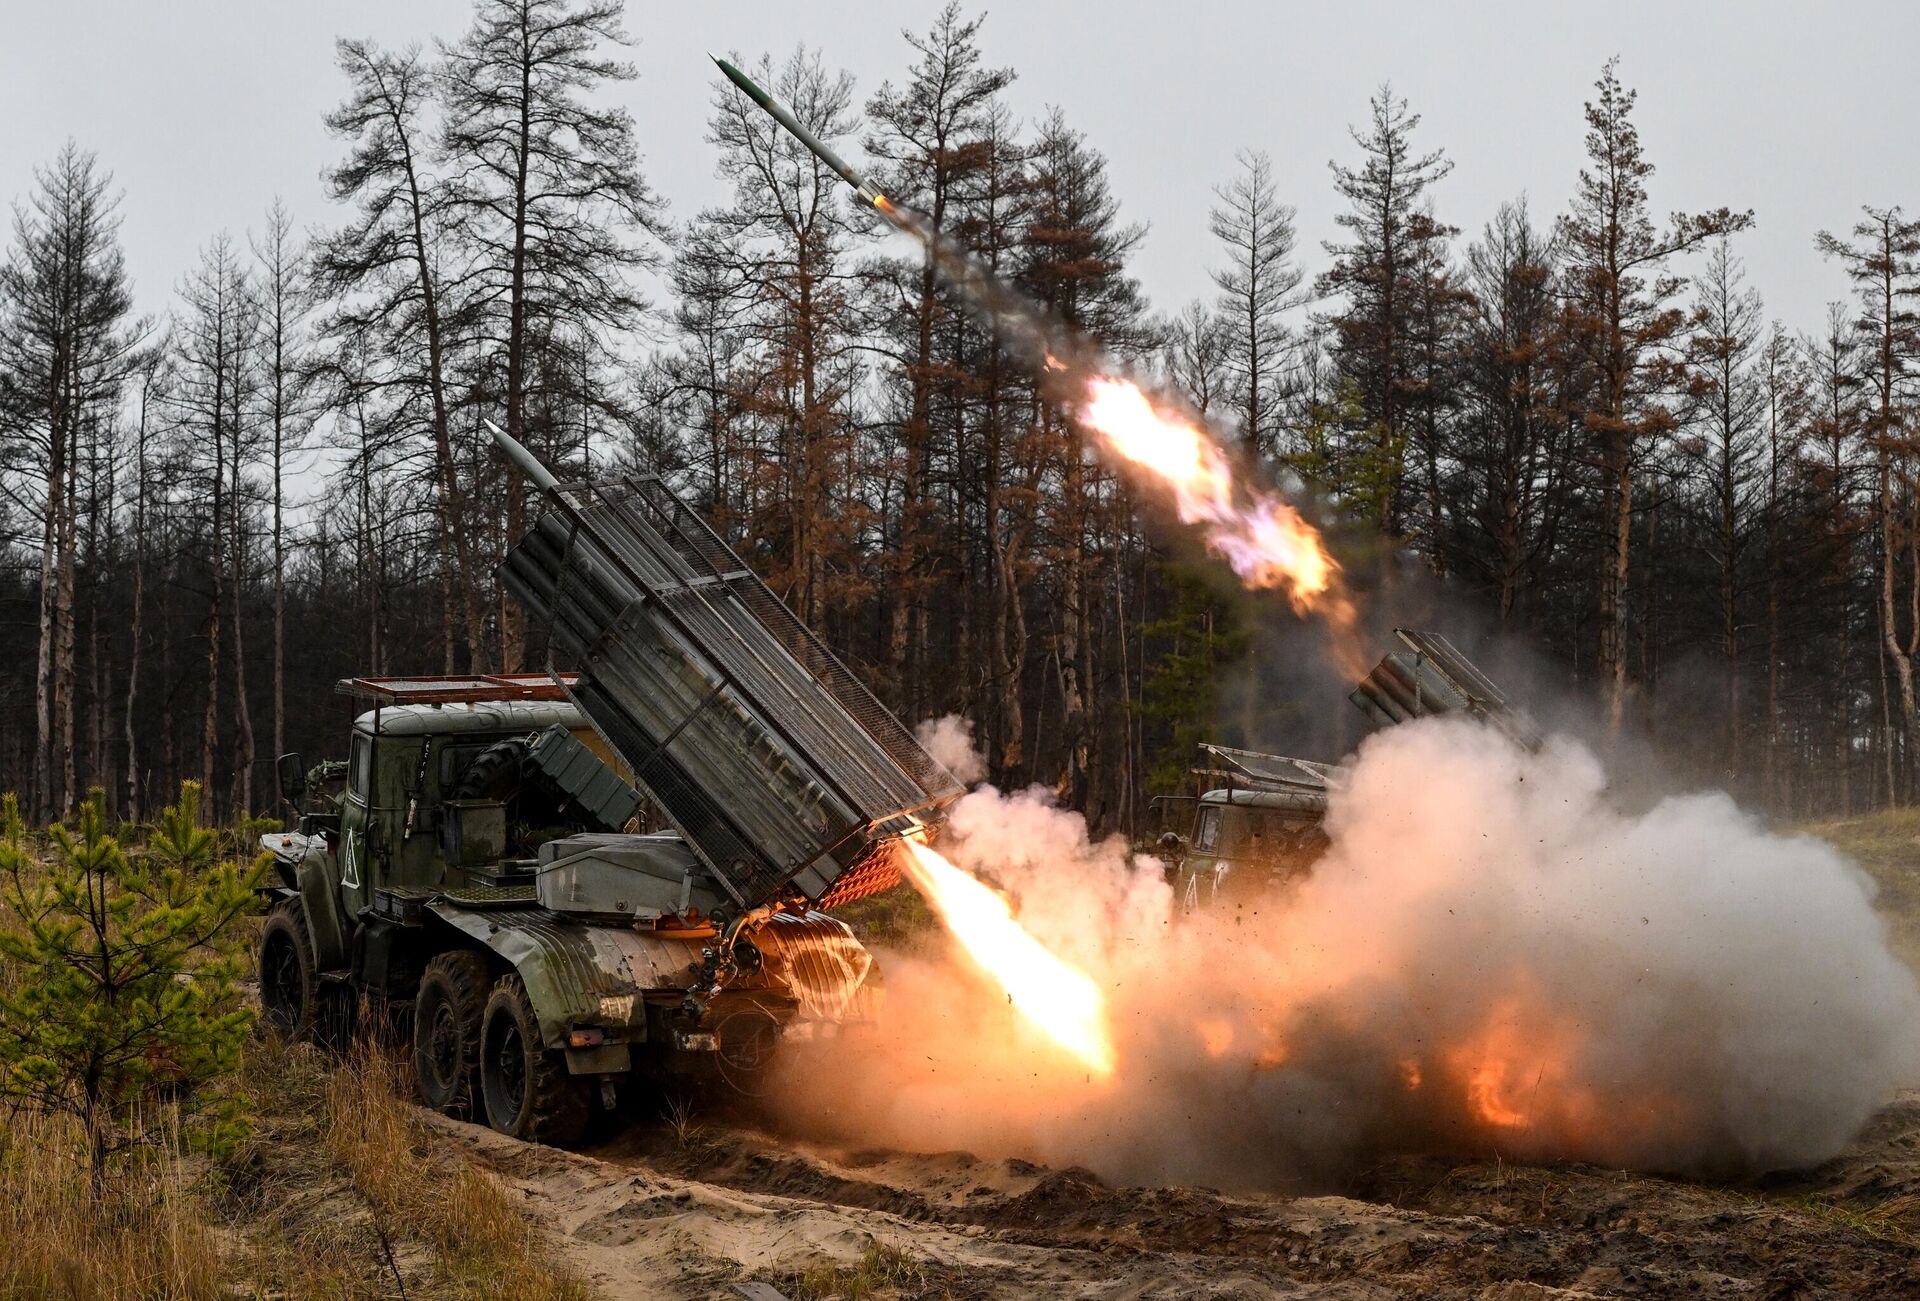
(487, 421, 964, 916)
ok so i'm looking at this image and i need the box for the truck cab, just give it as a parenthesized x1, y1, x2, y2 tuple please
(1174, 786, 1331, 911)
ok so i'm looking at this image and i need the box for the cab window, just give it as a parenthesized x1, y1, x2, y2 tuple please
(348, 733, 372, 801)
(1194, 806, 1221, 852)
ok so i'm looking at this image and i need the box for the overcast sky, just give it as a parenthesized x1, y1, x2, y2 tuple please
(6, 1, 1919, 348)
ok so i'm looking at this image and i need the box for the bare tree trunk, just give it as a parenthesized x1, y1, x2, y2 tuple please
(58, 448, 79, 815)
(230, 417, 256, 817)
(1879, 451, 1917, 804)
(33, 449, 62, 821)
(125, 385, 149, 821)
(1604, 448, 1633, 733)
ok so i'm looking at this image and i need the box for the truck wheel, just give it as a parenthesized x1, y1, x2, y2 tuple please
(413, 950, 491, 1118)
(479, 974, 588, 1145)
(712, 1008, 781, 1096)
(258, 899, 354, 1052)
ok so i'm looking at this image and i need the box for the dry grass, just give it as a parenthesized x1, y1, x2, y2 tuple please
(791, 1239, 933, 1301)
(0, 1111, 229, 1301)
(2, 817, 591, 1300)
(0, 1029, 594, 1301)
(316, 1043, 591, 1301)
(1803, 807, 1920, 975)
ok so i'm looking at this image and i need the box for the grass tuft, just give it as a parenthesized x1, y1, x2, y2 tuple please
(319, 1041, 592, 1300)
(793, 1238, 931, 1300)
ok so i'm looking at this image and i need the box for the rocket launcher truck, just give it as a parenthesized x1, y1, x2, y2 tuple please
(256, 426, 963, 1143)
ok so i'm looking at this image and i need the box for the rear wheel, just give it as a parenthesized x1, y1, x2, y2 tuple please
(257, 899, 354, 1051)
(479, 974, 589, 1145)
(711, 1007, 781, 1097)
(412, 950, 491, 1118)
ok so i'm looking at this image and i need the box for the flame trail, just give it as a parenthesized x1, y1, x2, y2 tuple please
(898, 840, 1115, 1077)
(883, 206, 1367, 677)
(1071, 376, 1365, 675)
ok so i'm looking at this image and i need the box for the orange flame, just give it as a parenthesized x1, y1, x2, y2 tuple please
(1072, 377, 1365, 675)
(899, 840, 1115, 1076)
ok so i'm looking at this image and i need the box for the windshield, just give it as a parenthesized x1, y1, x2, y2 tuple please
(1194, 806, 1221, 852)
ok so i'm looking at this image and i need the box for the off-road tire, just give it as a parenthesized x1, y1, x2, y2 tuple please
(711, 1006, 782, 1097)
(453, 737, 530, 802)
(479, 973, 589, 1146)
(412, 950, 492, 1118)
(257, 898, 354, 1052)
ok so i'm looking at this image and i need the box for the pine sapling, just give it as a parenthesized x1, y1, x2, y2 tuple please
(0, 783, 265, 1189)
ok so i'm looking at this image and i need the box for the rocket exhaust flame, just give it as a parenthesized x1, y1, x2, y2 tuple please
(898, 840, 1115, 1077)
(1073, 377, 1366, 676)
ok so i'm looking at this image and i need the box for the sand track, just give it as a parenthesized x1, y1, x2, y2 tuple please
(425, 1091, 1920, 1299)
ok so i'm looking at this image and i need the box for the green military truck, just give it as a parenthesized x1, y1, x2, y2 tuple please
(258, 426, 962, 1144)
(1156, 631, 1535, 912)
(1149, 744, 1335, 911)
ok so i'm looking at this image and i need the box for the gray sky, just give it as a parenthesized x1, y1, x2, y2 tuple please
(6, 0, 1919, 349)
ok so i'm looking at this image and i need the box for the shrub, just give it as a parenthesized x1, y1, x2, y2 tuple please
(0, 782, 265, 1188)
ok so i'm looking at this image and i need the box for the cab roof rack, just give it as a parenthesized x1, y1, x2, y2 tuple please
(334, 674, 583, 706)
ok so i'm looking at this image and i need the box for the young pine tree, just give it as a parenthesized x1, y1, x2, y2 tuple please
(0, 783, 263, 1189)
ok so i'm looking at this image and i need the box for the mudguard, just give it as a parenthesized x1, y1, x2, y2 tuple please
(295, 847, 351, 971)
(426, 905, 881, 1053)
(428, 904, 704, 1050)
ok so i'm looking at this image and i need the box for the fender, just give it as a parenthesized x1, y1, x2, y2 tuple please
(295, 846, 352, 972)
(427, 903, 710, 1053)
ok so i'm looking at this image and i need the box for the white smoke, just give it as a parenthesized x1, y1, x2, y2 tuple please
(915, 714, 988, 787)
(779, 718, 1920, 1188)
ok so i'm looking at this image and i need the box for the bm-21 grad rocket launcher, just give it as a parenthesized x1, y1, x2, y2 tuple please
(488, 421, 964, 922)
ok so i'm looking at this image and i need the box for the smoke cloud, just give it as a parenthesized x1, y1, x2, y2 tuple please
(914, 714, 988, 787)
(777, 718, 1920, 1188)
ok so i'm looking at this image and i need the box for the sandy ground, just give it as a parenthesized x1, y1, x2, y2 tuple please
(426, 1086, 1920, 1300)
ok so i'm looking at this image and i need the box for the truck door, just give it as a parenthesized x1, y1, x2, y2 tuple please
(337, 731, 375, 919)
(1182, 805, 1224, 911)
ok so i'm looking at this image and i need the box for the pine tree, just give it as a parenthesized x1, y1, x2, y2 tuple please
(438, 0, 664, 667)
(1209, 149, 1304, 462)
(1815, 206, 1920, 798)
(1683, 235, 1765, 767)
(0, 145, 142, 822)
(1557, 59, 1750, 732)
(706, 46, 871, 626)
(865, 2, 1014, 712)
(1017, 108, 1146, 822)
(1453, 200, 1569, 625)
(1163, 300, 1235, 418)
(315, 37, 487, 672)
(0, 784, 262, 1189)
(1317, 86, 1452, 535)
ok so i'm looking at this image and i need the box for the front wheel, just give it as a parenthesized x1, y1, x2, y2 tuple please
(478, 974, 589, 1146)
(257, 899, 354, 1051)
